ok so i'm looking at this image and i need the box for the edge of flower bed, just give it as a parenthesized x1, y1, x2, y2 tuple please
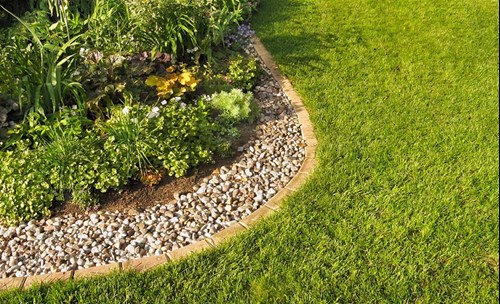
(0, 36, 318, 293)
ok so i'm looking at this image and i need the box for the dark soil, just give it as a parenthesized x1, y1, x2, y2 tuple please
(49, 121, 257, 218)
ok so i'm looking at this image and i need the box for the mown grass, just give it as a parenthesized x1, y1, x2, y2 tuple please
(1, 0, 498, 302)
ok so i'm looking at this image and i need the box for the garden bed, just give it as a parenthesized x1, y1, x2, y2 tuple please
(0, 0, 264, 221)
(0, 55, 305, 278)
(49, 120, 258, 219)
(0, 0, 309, 278)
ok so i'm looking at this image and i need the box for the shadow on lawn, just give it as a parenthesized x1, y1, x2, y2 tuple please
(254, 0, 368, 74)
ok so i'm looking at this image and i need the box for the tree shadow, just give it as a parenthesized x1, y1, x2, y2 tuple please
(252, 0, 367, 75)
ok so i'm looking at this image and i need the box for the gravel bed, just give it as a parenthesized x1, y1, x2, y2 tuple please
(0, 47, 305, 278)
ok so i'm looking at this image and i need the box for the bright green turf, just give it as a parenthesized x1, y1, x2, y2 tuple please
(1, 0, 498, 302)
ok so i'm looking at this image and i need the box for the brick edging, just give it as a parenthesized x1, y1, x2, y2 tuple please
(0, 36, 318, 293)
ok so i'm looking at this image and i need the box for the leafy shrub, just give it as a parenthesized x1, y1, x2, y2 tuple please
(0, 99, 226, 224)
(41, 119, 124, 202)
(99, 100, 220, 178)
(1, 111, 117, 222)
(198, 76, 235, 95)
(132, 0, 199, 61)
(82, 0, 138, 54)
(209, 88, 258, 124)
(0, 8, 85, 115)
(73, 49, 175, 117)
(239, 0, 260, 20)
(192, 0, 243, 62)
(197, 53, 259, 95)
(1, 107, 127, 209)
(145, 65, 199, 99)
(0, 149, 54, 225)
(2, 106, 91, 150)
(132, 0, 243, 62)
(227, 54, 259, 91)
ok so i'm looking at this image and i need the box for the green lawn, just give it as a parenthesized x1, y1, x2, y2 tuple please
(1, 0, 498, 302)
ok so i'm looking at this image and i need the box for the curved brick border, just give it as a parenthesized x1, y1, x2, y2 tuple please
(0, 36, 318, 293)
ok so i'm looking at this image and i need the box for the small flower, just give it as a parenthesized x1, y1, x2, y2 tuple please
(161, 99, 168, 105)
(146, 112, 159, 119)
(174, 96, 181, 102)
(122, 106, 129, 115)
(131, 118, 138, 123)
(146, 107, 160, 119)
(180, 102, 186, 109)
(72, 105, 78, 110)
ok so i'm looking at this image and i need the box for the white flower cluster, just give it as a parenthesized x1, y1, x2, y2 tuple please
(121, 105, 160, 121)
(79, 47, 88, 57)
(122, 106, 130, 115)
(146, 106, 160, 119)
(201, 94, 212, 102)
(186, 46, 199, 54)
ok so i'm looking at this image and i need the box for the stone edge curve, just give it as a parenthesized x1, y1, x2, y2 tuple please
(0, 36, 318, 293)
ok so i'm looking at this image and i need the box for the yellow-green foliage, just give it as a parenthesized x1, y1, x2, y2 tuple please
(145, 65, 199, 99)
(209, 88, 258, 124)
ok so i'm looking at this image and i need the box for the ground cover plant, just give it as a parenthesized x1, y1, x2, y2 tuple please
(0, 0, 262, 224)
(0, 0, 498, 302)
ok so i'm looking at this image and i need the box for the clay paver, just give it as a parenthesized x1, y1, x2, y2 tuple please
(0, 277, 25, 292)
(305, 146, 316, 159)
(23, 271, 73, 290)
(167, 239, 213, 262)
(266, 188, 294, 209)
(300, 158, 317, 175)
(208, 222, 248, 246)
(122, 254, 169, 273)
(239, 206, 276, 228)
(73, 262, 121, 280)
(295, 108, 311, 125)
(285, 173, 310, 191)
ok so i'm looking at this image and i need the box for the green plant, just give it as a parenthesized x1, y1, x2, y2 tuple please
(1, 5, 86, 115)
(0, 107, 130, 222)
(97, 103, 154, 180)
(240, 0, 260, 19)
(99, 100, 221, 179)
(145, 65, 199, 99)
(193, 0, 244, 62)
(2, 106, 90, 151)
(199, 76, 235, 95)
(71, 185, 98, 208)
(82, 0, 138, 54)
(41, 115, 125, 198)
(132, 0, 244, 62)
(0, 149, 54, 224)
(209, 88, 258, 124)
(135, 0, 198, 61)
(227, 54, 259, 91)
